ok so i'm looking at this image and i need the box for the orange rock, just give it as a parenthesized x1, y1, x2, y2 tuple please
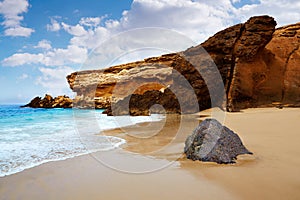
(66, 15, 300, 115)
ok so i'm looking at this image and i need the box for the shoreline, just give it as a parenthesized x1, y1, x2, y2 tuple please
(1, 108, 300, 199)
(0, 107, 163, 178)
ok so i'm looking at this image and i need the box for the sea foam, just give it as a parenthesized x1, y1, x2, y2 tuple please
(0, 105, 163, 177)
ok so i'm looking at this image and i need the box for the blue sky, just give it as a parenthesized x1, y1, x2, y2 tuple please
(0, 0, 299, 104)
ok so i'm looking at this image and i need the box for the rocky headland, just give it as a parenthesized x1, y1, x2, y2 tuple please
(24, 15, 300, 115)
(22, 94, 73, 108)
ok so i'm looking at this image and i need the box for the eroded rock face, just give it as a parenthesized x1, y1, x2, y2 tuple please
(226, 20, 300, 111)
(65, 15, 300, 115)
(67, 57, 175, 110)
(264, 23, 300, 107)
(68, 53, 205, 114)
(199, 15, 277, 111)
(103, 88, 181, 116)
(184, 119, 252, 164)
(22, 94, 73, 108)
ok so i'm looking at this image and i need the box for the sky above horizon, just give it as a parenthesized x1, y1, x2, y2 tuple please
(0, 0, 300, 104)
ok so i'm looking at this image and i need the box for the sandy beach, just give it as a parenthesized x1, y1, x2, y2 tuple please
(1, 108, 300, 200)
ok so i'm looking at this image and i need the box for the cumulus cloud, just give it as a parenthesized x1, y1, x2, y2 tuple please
(2, 53, 44, 66)
(77, 0, 300, 46)
(36, 66, 74, 96)
(49, 0, 238, 68)
(0, 0, 34, 37)
(61, 22, 88, 36)
(43, 45, 88, 66)
(46, 18, 61, 32)
(79, 17, 104, 27)
(34, 40, 52, 50)
(2, 45, 88, 67)
(234, 0, 300, 26)
(111, 0, 299, 41)
(4, 26, 35, 37)
(69, 26, 111, 49)
(68, 0, 235, 48)
(57, 0, 236, 54)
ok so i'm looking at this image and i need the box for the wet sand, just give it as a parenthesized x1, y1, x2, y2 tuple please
(1, 108, 300, 199)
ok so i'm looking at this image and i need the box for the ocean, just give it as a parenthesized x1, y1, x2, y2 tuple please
(0, 105, 163, 177)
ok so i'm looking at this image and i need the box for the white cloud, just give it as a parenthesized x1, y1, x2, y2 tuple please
(69, 26, 111, 49)
(43, 45, 88, 66)
(60, 0, 236, 52)
(105, 19, 120, 29)
(118, 0, 235, 42)
(2, 53, 44, 66)
(61, 22, 87, 36)
(4, 26, 35, 37)
(0, 0, 34, 37)
(2, 45, 88, 67)
(36, 66, 74, 96)
(46, 18, 61, 32)
(0, 0, 28, 26)
(79, 17, 104, 27)
(234, 0, 300, 26)
(77, 0, 300, 46)
(34, 40, 52, 50)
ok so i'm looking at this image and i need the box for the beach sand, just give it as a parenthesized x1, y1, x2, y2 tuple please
(1, 108, 300, 200)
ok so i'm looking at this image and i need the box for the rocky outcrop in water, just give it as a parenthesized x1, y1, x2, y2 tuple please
(184, 119, 252, 164)
(22, 94, 73, 108)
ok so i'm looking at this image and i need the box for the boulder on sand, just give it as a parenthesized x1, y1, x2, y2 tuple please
(184, 119, 252, 164)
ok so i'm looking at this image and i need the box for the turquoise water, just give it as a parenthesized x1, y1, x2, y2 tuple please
(0, 105, 163, 177)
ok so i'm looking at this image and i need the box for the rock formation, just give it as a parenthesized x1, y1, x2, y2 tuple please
(26, 15, 300, 113)
(184, 119, 252, 164)
(199, 16, 277, 111)
(262, 23, 300, 107)
(22, 94, 73, 108)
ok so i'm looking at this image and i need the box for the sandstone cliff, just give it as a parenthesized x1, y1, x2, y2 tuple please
(226, 20, 300, 110)
(264, 23, 300, 107)
(48, 15, 300, 114)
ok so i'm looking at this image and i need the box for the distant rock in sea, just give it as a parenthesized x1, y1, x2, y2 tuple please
(22, 94, 72, 108)
(184, 118, 252, 164)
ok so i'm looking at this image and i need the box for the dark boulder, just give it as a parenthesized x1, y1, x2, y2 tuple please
(184, 118, 252, 164)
